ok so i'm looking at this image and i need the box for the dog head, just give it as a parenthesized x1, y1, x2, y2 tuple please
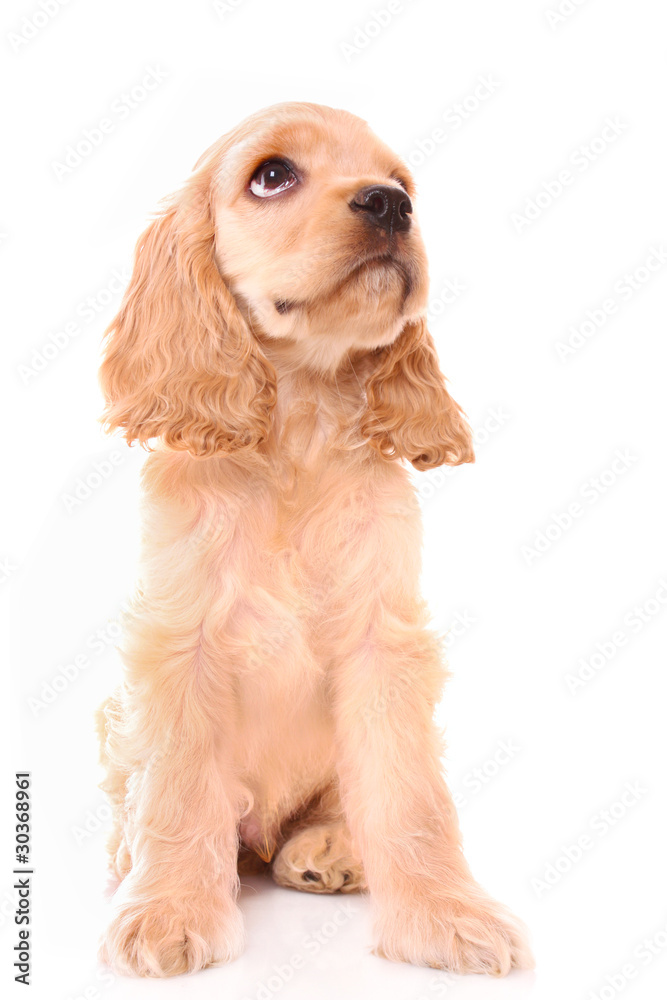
(211, 103, 428, 363)
(100, 102, 474, 469)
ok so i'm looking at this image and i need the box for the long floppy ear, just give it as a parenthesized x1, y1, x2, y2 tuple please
(361, 317, 475, 471)
(99, 167, 276, 458)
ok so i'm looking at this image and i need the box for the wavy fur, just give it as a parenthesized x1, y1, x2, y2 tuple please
(99, 157, 276, 457)
(362, 317, 474, 470)
(97, 101, 532, 980)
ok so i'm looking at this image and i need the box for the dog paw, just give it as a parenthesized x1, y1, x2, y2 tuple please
(272, 823, 366, 894)
(99, 896, 244, 977)
(374, 892, 534, 976)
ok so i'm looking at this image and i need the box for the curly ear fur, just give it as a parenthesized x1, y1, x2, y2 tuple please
(361, 318, 475, 471)
(99, 166, 276, 458)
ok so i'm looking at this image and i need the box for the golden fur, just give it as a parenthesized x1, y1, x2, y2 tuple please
(96, 102, 533, 978)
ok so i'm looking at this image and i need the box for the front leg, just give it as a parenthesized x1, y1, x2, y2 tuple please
(333, 623, 533, 974)
(97, 467, 260, 977)
(98, 614, 247, 977)
(324, 476, 534, 975)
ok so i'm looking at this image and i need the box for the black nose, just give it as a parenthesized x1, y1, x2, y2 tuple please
(351, 184, 412, 234)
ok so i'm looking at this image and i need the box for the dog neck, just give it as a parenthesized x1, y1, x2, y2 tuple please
(257, 336, 376, 472)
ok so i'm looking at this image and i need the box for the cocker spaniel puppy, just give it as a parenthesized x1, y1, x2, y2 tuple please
(97, 101, 533, 978)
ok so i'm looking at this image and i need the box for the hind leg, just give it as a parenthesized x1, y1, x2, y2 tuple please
(272, 820, 365, 893)
(271, 781, 366, 894)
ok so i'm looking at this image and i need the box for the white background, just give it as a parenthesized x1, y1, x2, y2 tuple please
(2, 1, 666, 998)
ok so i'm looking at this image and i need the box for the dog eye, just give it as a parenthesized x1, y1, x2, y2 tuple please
(250, 160, 298, 198)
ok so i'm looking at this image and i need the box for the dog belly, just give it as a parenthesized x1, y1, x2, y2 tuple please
(233, 669, 336, 859)
(204, 459, 401, 858)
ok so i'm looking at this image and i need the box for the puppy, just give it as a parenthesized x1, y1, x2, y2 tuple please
(97, 101, 533, 978)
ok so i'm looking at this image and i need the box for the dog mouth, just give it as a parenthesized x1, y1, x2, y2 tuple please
(342, 250, 416, 304)
(273, 251, 415, 315)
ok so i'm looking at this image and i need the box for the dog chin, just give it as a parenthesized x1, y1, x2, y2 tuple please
(239, 260, 427, 366)
(276, 291, 419, 348)
(318, 258, 427, 337)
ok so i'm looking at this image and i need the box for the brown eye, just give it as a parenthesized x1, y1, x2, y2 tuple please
(250, 160, 297, 198)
